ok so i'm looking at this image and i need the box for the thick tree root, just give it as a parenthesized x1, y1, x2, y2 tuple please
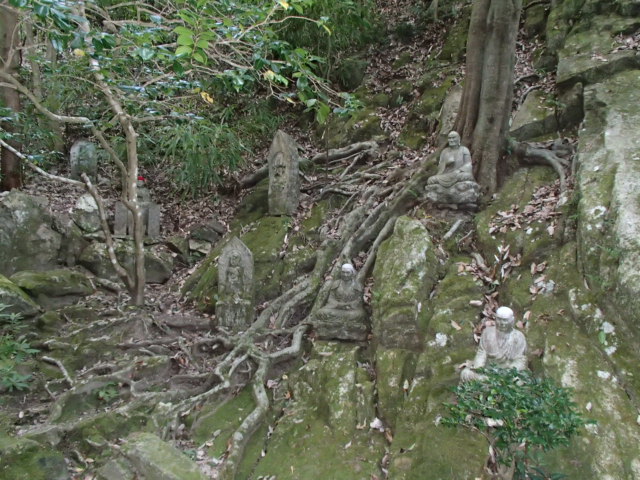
(511, 139, 574, 191)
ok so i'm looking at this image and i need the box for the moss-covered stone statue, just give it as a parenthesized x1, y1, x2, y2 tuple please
(460, 306, 527, 382)
(216, 237, 254, 330)
(313, 263, 368, 341)
(425, 131, 480, 209)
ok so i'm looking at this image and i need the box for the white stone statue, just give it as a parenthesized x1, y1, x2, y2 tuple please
(428, 131, 475, 187)
(460, 306, 527, 383)
(425, 131, 480, 208)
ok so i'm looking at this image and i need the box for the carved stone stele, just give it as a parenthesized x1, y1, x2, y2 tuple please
(268, 130, 300, 216)
(216, 237, 254, 330)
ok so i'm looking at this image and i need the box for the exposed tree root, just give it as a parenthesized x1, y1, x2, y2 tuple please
(237, 141, 379, 190)
(511, 138, 574, 191)
(16, 142, 439, 479)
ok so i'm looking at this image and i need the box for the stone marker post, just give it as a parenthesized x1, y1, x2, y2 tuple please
(69, 139, 98, 181)
(114, 178, 160, 238)
(268, 130, 300, 215)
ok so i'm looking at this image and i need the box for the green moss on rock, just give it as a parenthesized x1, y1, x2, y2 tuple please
(122, 432, 208, 480)
(372, 217, 440, 350)
(0, 274, 40, 317)
(0, 436, 68, 480)
(246, 343, 384, 479)
(475, 167, 558, 265)
(10, 268, 94, 307)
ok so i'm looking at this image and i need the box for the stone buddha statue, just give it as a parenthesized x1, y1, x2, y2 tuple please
(313, 263, 368, 341)
(425, 131, 480, 208)
(460, 306, 528, 383)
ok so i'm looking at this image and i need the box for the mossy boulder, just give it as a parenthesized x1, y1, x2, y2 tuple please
(190, 388, 256, 459)
(510, 82, 584, 141)
(10, 268, 94, 308)
(475, 167, 559, 265)
(324, 107, 385, 148)
(556, 15, 640, 88)
(79, 241, 173, 284)
(0, 192, 63, 276)
(243, 342, 385, 479)
(0, 274, 40, 317)
(121, 432, 208, 480)
(334, 56, 369, 91)
(372, 217, 440, 350)
(398, 74, 455, 149)
(508, 246, 640, 478)
(523, 3, 548, 38)
(231, 180, 270, 228)
(0, 436, 68, 480)
(438, 8, 470, 62)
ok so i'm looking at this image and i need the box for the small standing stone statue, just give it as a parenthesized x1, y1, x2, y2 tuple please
(425, 131, 480, 209)
(313, 263, 368, 341)
(460, 306, 528, 383)
(216, 237, 254, 330)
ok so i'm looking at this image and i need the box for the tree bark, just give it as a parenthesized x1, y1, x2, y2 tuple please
(0, 4, 22, 191)
(453, 0, 522, 195)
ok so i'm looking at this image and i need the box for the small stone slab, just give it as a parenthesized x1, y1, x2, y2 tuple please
(113, 201, 160, 238)
(114, 202, 129, 236)
(122, 432, 207, 480)
(69, 139, 98, 181)
(147, 203, 161, 238)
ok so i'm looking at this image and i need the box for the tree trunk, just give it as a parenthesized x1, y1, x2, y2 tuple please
(0, 4, 22, 191)
(453, 0, 522, 195)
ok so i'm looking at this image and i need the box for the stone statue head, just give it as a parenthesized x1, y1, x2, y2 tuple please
(495, 306, 515, 333)
(229, 251, 242, 266)
(447, 131, 461, 148)
(340, 263, 356, 280)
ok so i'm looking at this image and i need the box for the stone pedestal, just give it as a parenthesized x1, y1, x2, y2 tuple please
(424, 180, 480, 209)
(314, 308, 368, 341)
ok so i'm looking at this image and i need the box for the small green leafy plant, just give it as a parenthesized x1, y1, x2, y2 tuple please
(442, 367, 590, 480)
(96, 382, 119, 403)
(0, 305, 39, 391)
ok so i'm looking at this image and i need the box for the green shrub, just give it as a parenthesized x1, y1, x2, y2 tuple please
(279, 0, 379, 58)
(443, 367, 589, 479)
(0, 305, 38, 392)
(145, 100, 283, 197)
